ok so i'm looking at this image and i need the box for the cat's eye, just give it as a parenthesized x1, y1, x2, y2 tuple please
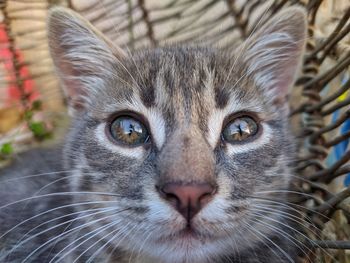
(109, 116, 150, 146)
(222, 116, 258, 143)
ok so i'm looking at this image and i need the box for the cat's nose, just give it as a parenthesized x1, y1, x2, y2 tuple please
(158, 183, 217, 221)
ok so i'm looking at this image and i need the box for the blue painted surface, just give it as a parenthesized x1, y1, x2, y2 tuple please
(328, 75, 349, 186)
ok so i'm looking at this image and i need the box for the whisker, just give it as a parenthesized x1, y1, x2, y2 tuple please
(240, 220, 288, 262)
(6, 206, 122, 256)
(87, 221, 136, 263)
(253, 204, 320, 237)
(0, 170, 73, 183)
(42, 208, 109, 262)
(52, 220, 119, 263)
(250, 207, 336, 261)
(250, 209, 316, 255)
(217, 221, 245, 262)
(86, 221, 134, 263)
(246, 219, 295, 263)
(250, 198, 316, 225)
(249, 196, 331, 221)
(288, 174, 326, 186)
(19, 208, 129, 263)
(20, 173, 103, 212)
(0, 200, 121, 241)
(0, 191, 122, 211)
(128, 226, 153, 263)
(251, 203, 320, 238)
(247, 213, 314, 262)
(255, 189, 328, 203)
(3, 207, 118, 262)
(30, 174, 82, 196)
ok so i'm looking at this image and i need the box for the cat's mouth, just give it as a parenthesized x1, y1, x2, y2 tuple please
(177, 225, 200, 239)
(156, 224, 219, 244)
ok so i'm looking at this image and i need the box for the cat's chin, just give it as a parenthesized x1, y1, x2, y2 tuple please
(123, 226, 235, 263)
(141, 236, 230, 263)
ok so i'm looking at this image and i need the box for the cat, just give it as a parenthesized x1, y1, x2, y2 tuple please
(0, 5, 308, 263)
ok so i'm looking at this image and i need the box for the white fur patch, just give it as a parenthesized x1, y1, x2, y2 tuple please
(199, 196, 229, 222)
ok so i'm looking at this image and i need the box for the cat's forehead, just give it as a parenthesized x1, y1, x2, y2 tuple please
(102, 46, 264, 123)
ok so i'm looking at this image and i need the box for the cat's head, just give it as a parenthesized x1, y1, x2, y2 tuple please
(48, 7, 306, 262)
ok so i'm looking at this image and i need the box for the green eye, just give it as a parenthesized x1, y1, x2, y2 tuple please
(110, 116, 150, 146)
(222, 116, 258, 143)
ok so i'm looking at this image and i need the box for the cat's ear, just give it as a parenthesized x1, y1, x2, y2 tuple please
(47, 7, 127, 114)
(238, 7, 307, 105)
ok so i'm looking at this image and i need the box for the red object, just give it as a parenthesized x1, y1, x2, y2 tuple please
(0, 23, 39, 107)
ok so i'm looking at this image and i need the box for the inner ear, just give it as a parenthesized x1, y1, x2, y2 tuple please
(238, 7, 307, 105)
(47, 7, 127, 114)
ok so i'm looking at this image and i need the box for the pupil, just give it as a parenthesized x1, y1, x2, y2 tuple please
(238, 123, 243, 136)
(128, 124, 134, 135)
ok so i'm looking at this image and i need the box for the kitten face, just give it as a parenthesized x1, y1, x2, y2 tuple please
(48, 7, 306, 263)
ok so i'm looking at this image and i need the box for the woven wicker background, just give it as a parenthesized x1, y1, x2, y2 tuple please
(0, 0, 349, 262)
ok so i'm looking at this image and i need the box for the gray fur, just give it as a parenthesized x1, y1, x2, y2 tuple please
(0, 6, 307, 263)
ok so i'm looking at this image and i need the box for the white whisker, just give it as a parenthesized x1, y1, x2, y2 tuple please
(2, 208, 116, 261)
(19, 208, 129, 263)
(0, 191, 121, 211)
(249, 210, 315, 261)
(53, 220, 119, 263)
(240, 220, 288, 262)
(86, 221, 134, 263)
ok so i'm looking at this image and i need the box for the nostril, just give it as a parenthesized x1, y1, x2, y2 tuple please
(165, 192, 180, 205)
(156, 185, 180, 206)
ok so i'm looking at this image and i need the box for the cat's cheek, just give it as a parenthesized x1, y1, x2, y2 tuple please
(224, 123, 272, 156)
(143, 187, 182, 224)
(197, 174, 231, 219)
(254, 159, 293, 192)
(94, 123, 147, 159)
(197, 196, 231, 222)
(197, 175, 250, 223)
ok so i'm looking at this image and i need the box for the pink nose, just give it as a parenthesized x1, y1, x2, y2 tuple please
(158, 183, 216, 221)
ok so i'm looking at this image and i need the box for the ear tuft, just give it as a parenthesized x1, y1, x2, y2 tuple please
(47, 7, 126, 114)
(238, 6, 307, 105)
